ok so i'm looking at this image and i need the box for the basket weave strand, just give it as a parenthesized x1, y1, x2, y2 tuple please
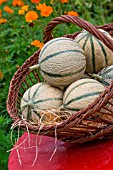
(43, 15, 113, 51)
(7, 15, 113, 143)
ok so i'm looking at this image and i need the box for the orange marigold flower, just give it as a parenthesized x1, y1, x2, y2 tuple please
(12, 0, 24, 7)
(36, 3, 46, 11)
(40, 6, 53, 17)
(0, 18, 7, 24)
(60, 0, 69, 3)
(25, 11, 38, 22)
(36, 3, 53, 17)
(18, 5, 29, 15)
(0, 0, 7, 5)
(31, 0, 40, 4)
(22, 5, 29, 12)
(4, 6, 14, 14)
(18, 9, 25, 15)
(0, 10, 2, 18)
(31, 40, 44, 49)
(67, 11, 79, 17)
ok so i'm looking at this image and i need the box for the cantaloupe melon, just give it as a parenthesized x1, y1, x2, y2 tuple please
(97, 65, 113, 86)
(62, 78, 105, 112)
(30, 37, 86, 88)
(89, 65, 113, 86)
(21, 82, 63, 123)
(74, 29, 113, 73)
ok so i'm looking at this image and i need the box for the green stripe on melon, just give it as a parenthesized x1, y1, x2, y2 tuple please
(28, 87, 31, 100)
(74, 29, 113, 73)
(39, 37, 75, 59)
(40, 49, 84, 64)
(82, 36, 89, 50)
(21, 82, 63, 121)
(22, 97, 28, 103)
(76, 32, 89, 43)
(33, 97, 62, 104)
(32, 83, 44, 99)
(63, 78, 105, 112)
(64, 81, 99, 102)
(38, 37, 86, 87)
(90, 36, 96, 73)
(40, 65, 86, 78)
(64, 92, 102, 106)
(94, 37, 108, 65)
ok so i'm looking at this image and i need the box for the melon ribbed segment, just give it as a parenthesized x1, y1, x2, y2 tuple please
(21, 82, 63, 122)
(97, 65, 113, 86)
(39, 37, 86, 87)
(63, 78, 105, 112)
(75, 29, 113, 73)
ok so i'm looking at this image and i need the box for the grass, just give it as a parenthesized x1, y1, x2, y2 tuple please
(0, 0, 113, 169)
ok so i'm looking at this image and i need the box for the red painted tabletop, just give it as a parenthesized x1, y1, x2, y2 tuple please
(8, 132, 113, 170)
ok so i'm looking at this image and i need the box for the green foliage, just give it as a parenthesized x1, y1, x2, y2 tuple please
(0, 116, 12, 170)
(0, 0, 113, 169)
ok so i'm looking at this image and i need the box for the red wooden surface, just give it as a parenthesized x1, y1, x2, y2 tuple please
(8, 132, 113, 170)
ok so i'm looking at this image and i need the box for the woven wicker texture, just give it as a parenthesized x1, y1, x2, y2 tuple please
(7, 15, 113, 143)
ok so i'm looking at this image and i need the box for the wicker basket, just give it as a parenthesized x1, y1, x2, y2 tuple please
(7, 15, 113, 143)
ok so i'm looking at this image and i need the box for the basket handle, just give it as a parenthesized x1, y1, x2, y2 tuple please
(43, 15, 113, 52)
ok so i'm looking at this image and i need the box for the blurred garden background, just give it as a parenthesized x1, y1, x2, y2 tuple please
(0, 0, 113, 169)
